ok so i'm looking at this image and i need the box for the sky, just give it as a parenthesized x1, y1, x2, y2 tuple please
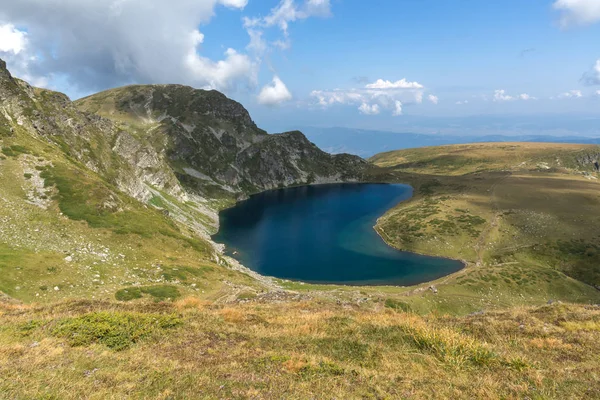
(1, 0, 600, 134)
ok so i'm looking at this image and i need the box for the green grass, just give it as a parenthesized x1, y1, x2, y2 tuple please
(40, 164, 179, 237)
(51, 311, 182, 350)
(115, 285, 181, 302)
(2, 145, 30, 157)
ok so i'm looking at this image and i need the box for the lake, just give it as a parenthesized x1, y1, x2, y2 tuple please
(212, 183, 464, 286)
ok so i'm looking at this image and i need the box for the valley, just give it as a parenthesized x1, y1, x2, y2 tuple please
(1, 59, 600, 399)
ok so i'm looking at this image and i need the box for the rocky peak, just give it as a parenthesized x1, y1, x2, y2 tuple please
(0, 58, 19, 98)
(0, 58, 8, 77)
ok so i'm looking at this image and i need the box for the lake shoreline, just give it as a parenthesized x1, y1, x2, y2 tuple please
(212, 182, 465, 288)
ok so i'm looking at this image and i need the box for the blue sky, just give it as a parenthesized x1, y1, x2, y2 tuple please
(1, 0, 600, 134)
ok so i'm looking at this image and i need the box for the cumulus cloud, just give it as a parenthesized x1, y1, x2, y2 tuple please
(0, 24, 27, 54)
(581, 59, 600, 86)
(257, 76, 292, 106)
(365, 78, 423, 90)
(0, 0, 256, 96)
(553, 0, 600, 28)
(358, 103, 380, 115)
(0, 23, 49, 88)
(427, 94, 439, 104)
(493, 89, 514, 102)
(311, 77, 426, 116)
(558, 90, 583, 98)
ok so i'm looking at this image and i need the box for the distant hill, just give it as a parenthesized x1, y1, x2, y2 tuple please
(300, 126, 600, 158)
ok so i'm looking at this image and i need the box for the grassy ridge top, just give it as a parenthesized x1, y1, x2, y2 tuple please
(370, 142, 600, 175)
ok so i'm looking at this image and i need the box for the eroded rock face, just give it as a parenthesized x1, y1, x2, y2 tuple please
(0, 60, 183, 204)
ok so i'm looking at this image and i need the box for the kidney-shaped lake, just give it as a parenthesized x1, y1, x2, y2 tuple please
(212, 183, 464, 286)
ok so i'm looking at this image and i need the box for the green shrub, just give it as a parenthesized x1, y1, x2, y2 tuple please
(140, 285, 181, 301)
(115, 285, 181, 302)
(51, 311, 182, 350)
(115, 287, 143, 301)
(385, 298, 412, 312)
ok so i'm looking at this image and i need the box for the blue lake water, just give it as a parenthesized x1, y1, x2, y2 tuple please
(212, 183, 464, 286)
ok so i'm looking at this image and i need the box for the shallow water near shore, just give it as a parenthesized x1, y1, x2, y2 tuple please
(213, 183, 464, 286)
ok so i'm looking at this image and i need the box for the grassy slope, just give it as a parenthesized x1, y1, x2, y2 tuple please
(0, 126, 261, 304)
(365, 143, 600, 313)
(1, 299, 599, 399)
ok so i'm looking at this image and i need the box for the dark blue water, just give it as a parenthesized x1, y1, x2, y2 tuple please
(212, 184, 464, 286)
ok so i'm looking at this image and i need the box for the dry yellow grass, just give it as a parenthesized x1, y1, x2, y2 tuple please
(0, 298, 599, 399)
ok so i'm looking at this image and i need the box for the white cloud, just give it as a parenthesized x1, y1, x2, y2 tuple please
(558, 89, 583, 98)
(246, 29, 267, 56)
(220, 0, 248, 8)
(518, 93, 536, 100)
(241, 0, 334, 103)
(493, 90, 536, 102)
(0, 24, 27, 54)
(427, 94, 439, 104)
(596, 90, 600, 96)
(582, 59, 600, 86)
(260, 0, 332, 35)
(0, 0, 255, 96)
(553, 0, 600, 28)
(272, 39, 291, 50)
(257, 76, 292, 106)
(358, 103, 380, 115)
(305, 0, 332, 17)
(242, 0, 332, 63)
(0, 23, 49, 88)
(493, 89, 514, 102)
(365, 78, 423, 90)
(392, 101, 403, 116)
(455, 100, 469, 105)
(310, 77, 426, 116)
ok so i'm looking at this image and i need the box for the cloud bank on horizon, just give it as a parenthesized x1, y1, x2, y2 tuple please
(0, 0, 599, 124)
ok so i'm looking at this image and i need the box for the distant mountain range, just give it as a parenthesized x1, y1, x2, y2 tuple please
(300, 126, 600, 158)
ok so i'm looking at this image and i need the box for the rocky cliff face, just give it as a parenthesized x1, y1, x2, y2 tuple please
(0, 59, 368, 235)
(75, 85, 368, 197)
(0, 59, 183, 204)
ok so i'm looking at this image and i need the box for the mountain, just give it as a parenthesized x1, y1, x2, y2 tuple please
(300, 126, 600, 158)
(1, 58, 367, 239)
(75, 86, 368, 201)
